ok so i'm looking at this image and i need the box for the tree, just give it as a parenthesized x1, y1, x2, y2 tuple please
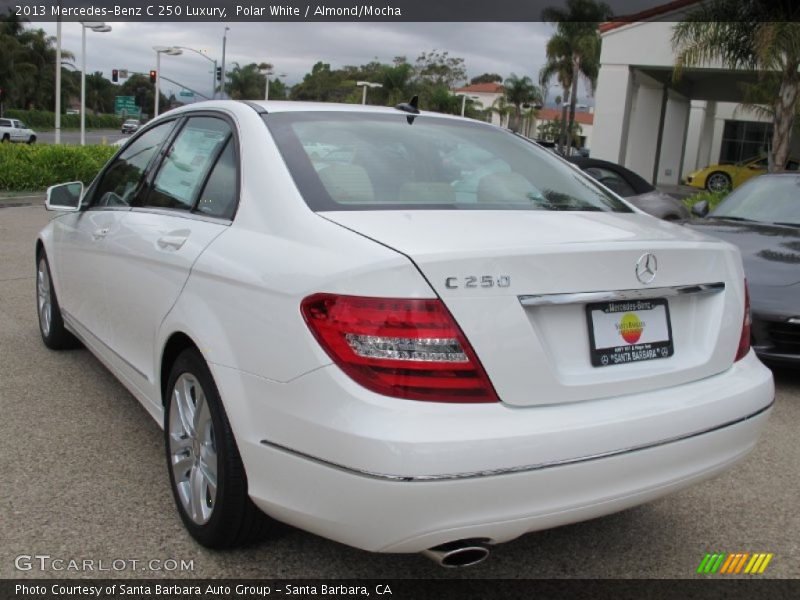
(85, 71, 116, 114)
(503, 74, 542, 133)
(672, 1, 800, 171)
(119, 73, 166, 118)
(540, 38, 575, 151)
(0, 12, 75, 111)
(414, 50, 467, 89)
(490, 95, 514, 128)
(538, 117, 582, 145)
(542, 0, 610, 152)
(225, 62, 265, 100)
(291, 61, 353, 102)
(470, 73, 503, 85)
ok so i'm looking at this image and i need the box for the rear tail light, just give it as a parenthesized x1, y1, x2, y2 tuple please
(301, 294, 499, 403)
(735, 280, 752, 362)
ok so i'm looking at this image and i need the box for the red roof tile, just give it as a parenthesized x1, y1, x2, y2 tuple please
(453, 83, 504, 94)
(537, 108, 594, 125)
(599, 0, 702, 33)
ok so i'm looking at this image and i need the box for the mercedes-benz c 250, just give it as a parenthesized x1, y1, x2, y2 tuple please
(36, 100, 773, 567)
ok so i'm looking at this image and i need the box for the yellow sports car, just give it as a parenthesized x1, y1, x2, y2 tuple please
(684, 155, 800, 192)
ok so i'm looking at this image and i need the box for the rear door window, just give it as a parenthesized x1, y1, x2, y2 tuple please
(145, 116, 231, 211)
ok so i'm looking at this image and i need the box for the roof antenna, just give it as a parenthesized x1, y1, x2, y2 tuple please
(395, 95, 419, 124)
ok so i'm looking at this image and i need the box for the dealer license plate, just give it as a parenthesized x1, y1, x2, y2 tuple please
(586, 298, 674, 367)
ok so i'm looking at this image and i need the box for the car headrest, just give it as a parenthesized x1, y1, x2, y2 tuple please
(318, 164, 375, 203)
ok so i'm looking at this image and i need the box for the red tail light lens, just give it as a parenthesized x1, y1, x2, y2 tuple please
(735, 280, 752, 362)
(301, 294, 499, 403)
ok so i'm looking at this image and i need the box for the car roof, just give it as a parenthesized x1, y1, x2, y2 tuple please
(163, 99, 472, 122)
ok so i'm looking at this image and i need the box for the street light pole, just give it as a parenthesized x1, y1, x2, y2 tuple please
(175, 47, 217, 99)
(219, 27, 230, 98)
(153, 46, 183, 117)
(54, 12, 61, 144)
(155, 50, 161, 117)
(79, 22, 111, 146)
(356, 81, 382, 105)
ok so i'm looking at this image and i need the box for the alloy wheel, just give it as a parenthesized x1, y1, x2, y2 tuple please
(707, 173, 731, 192)
(37, 258, 52, 336)
(168, 373, 218, 525)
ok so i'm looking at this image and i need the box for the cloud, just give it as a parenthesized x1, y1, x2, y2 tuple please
(38, 20, 592, 104)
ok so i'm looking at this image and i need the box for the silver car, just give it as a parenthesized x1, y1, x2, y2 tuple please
(569, 157, 690, 221)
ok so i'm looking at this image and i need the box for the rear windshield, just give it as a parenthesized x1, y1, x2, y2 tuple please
(265, 112, 633, 213)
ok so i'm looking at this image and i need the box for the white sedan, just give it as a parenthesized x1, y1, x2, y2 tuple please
(37, 100, 773, 567)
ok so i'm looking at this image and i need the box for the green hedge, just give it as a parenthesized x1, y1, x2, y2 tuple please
(3, 109, 124, 130)
(0, 144, 117, 191)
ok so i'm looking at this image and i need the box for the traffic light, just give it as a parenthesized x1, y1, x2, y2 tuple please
(149, 70, 157, 84)
(0, 87, 5, 102)
(216, 67, 222, 82)
(111, 69, 118, 83)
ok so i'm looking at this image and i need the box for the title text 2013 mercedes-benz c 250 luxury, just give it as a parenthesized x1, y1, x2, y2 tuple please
(36, 100, 773, 567)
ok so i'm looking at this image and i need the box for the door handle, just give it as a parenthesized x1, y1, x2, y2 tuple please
(92, 227, 109, 240)
(157, 235, 188, 250)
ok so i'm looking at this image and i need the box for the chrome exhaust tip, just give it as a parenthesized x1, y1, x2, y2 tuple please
(422, 540, 490, 568)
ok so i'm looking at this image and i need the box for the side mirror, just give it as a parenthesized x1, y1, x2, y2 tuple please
(691, 199, 709, 218)
(45, 182, 83, 212)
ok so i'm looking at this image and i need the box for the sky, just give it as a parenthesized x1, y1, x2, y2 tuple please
(37, 20, 594, 106)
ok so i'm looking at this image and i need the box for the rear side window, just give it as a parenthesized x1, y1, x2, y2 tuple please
(265, 112, 632, 213)
(195, 140, 237, 219)
(584, 167, 637, 197)
(92, 120, 175, 208)
(145, 116, 231, 211)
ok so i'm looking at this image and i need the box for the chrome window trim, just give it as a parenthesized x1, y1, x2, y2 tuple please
(259, 400, 772, 483)
(519, 282, 725, 307)
(129, 206, 233, 226)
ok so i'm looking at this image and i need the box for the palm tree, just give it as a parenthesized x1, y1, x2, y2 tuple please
(503, 73, 542, 133)
(542, 0, 610, 152)
(490, 95, 513, 128)
(673, 1, 800, 171)
(539, 44, 574, 151)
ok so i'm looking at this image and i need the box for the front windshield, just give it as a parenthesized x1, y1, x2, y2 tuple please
(265, 112, 632, 213)
(711, 175, 800, 226)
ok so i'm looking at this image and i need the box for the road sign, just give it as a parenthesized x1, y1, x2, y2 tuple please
(114, 96, 138, 116)
(179, 90, 194, 97)
(118, 69, 129, 79)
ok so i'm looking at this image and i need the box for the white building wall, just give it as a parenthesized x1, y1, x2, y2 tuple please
(591, 64, 633, 163)
(623, 78, 664, 181)
(656, 95, 690, 185)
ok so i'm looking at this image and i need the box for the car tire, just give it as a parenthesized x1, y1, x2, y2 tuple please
(705, 171, 732, 192)
(36, 252, 80, 350)
(164, 348, 272, 548)
(27, 135, 36, 144)
(1, 134, 9, 143)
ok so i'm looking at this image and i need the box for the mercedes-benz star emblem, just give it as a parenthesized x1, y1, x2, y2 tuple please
(635, 253, 658, 284)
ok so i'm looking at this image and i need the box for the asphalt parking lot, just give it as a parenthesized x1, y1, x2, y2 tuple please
(32, 129, 130, 146)
(1, 198, 798, 580)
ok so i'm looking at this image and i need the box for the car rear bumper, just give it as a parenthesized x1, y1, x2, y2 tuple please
(211, 352, 773, 553)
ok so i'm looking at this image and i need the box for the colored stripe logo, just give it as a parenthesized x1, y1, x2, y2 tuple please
(697, 552, 773, 574)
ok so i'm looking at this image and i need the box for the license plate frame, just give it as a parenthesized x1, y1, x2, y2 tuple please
(586, 298, 674, 367)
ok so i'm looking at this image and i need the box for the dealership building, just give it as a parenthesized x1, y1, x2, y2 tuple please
(591, 0, 800, 187)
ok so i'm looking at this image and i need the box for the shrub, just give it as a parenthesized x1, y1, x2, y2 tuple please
(682, 189, 729, 213)
(3, 109, 124, 130)
(0, 144, 116, 191)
